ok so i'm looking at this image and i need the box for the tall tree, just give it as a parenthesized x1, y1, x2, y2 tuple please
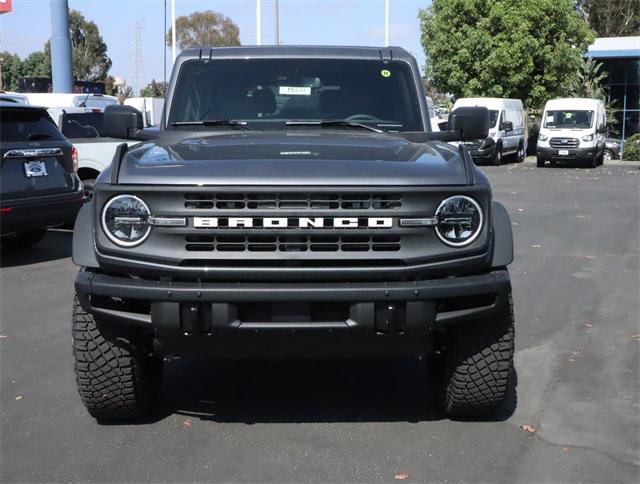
(44, 9, 112, 81)
(420, 0, 595, 108)
(580, 0, 640, 37)
(166, 10, 241, 50)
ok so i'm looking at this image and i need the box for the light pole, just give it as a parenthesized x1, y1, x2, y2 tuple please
(256, 0, 262, 46)
(171, 0, 176, 61)
(384, 0, 389, 47)
(275, 0, 280, 46)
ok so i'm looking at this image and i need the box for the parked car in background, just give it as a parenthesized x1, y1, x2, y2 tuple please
(0, 91, 29, 104)
(23, 93, 118, 111)
(47, 106, 139, 200)
(124, 97, 165, 127)
(0, 102, 83, 246)
(536, 98, 606, 168)
(604, 138, 622, 161)
(452, 98, 526, 165)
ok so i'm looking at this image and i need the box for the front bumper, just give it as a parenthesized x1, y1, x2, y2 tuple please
(76, 269, 511, 351)
(1, 187, 84, 235)
(537, 146, 596, 163)
(465, 139, 496, 161)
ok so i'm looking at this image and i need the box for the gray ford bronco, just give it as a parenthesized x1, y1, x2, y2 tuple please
(72, 46, 515, 422)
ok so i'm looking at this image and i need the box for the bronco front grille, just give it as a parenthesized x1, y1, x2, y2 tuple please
(550, 137, 579, 148)
(184, 192, 402, 210)
(184, 234, 401, 252)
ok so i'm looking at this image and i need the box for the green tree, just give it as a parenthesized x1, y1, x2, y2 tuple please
(44, 9, 112, 81)
(21, 51, 51, 78)
(140, 79, 167, 97)
(419, 0, 596, 108)
(0, 52, 23, 91)
(580, 0, 640, 37)
(166, 10, 241, 50)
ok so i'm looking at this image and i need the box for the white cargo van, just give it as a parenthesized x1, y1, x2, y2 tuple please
(536, 98, 606, 168)
(452, 97, 526, 165)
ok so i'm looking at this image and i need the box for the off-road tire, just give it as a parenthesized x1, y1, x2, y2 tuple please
(442, 296, 515, 418)
(72, 297, 162, 421)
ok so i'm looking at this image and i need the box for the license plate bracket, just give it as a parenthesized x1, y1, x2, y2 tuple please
(23, 160, 48, 177)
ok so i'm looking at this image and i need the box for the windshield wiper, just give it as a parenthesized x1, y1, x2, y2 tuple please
(285, 120, 382, 133)
(170, 120, 254, 131)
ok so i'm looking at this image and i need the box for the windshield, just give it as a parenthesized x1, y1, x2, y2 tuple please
(544, 110, 594, 129)
(168, 58, 424, 131)
(489, 110, 499, 127)
(74, 97, 117, 109)
(60, 112, 105, 138)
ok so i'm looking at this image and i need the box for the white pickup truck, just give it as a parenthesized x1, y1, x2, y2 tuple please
(47, 107, 137, 199)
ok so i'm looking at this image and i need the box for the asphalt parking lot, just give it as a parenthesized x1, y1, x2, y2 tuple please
(1, 159, 638, 483)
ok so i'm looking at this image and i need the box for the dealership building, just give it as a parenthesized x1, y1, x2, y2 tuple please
(586, 36, 640, 140)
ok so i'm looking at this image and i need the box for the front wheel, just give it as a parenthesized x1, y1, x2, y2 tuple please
(515, 143, 525, 163)
(493, 145, 503, 166)
(603, 149, 614, 162)
(72, 297, 162, 421)
(440, 296, 515, 418)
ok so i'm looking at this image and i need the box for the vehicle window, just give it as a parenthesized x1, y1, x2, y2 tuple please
(61, 112, 105, 138)
(488, 110, 499, 127)
(544, 110, 594, 129)
(169, 58, 424, 131)
(74, 97, 117, 109)
(0, 108, 65, 142)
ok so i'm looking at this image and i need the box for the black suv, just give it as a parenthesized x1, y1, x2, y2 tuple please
(0, 102, 83, 246)
(71, 46, 515, 421)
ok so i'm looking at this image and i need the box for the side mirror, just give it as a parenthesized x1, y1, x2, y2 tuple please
(104, 104, 143, 139)
(448, 107, 489, 141)
(501, 121, 514, 132)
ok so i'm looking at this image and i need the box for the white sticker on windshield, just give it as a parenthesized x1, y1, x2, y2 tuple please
(279, 86, 311, 96)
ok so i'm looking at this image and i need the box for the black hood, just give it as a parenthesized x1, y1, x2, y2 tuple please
(112, 131, 469, 186)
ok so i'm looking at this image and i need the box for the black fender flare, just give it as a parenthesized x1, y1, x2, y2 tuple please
(491, 201, 513, 268)
(72, 202, 99, 268)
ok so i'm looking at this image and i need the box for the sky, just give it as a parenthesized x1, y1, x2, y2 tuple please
(0, 0, 429, 93)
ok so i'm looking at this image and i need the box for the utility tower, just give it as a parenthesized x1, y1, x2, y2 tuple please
(133, 20, 143, 95)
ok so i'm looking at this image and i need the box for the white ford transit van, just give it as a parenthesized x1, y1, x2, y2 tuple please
(536, 98, 606, 168)
(452, 97, 526, 165)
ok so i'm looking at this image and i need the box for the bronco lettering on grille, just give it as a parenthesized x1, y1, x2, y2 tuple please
(193, 217, 393, 229)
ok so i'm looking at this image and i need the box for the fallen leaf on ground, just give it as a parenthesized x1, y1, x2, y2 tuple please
(568, 357, 577, 362)
(563, 447, 572, 452)
(632, 335, 640, 341)
(394, 473, 410, 480)
(531, 244, 541, 248)
(520, 424, 536, 433)
(183, 419, 192, 427)
(517, 208, 525, 212)
(15, 395, 23, 401)
(584, 322, 593, 328)
(584, 255, 596, 260)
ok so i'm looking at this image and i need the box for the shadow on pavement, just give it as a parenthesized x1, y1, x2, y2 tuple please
(0, 230, 72, 268)
(145, 356, 518, 425)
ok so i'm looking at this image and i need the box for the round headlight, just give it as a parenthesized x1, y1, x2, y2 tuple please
(101, 195, 151, 247)
(435, 195, 483, 247)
